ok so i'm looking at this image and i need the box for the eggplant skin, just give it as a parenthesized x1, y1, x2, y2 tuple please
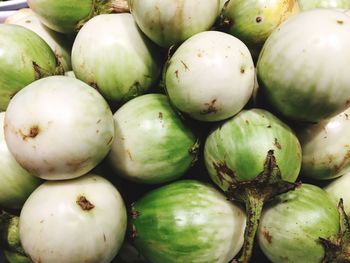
(257, 184, 340, 263)
(131, 179, 246, 263)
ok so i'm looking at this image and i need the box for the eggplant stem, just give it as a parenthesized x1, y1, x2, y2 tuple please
(107, 0, 130, 13)
(236, 190, 264, 263)
(226, 150, 299, 263)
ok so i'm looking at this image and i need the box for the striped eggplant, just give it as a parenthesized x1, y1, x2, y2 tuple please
(220, 0, 299, 60)
(27, 0, 129, 33)
(257, 9, 350, 122)
(5, 8, 73, 71)
(258, 184, 340, 263)
(0, 24, 61, 111)
(130, 180, 246, 263)
(71, 13, 162, 104)
(128, 0, 221, 48)
(108, 93, 198, 184)
(204, 108, 302, 262)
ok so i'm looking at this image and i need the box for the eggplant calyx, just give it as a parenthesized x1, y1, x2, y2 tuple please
(104, 0, 130, 13)
(189, 138, 200, 166)
(128, 203, 141, 240)
(227, 150, 300, 263)
(75, 0, 130, 32)
(32, 61, 57, 80)
(320, 199, 350, 263)
(94, 0, 130, 17)
(0, 210, 26, 255)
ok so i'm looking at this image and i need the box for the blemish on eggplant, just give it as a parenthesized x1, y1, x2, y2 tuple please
(130, 202, 141, 219)
(107, 136, 114, 145)
(9, 91, 17, 99)
(222, 17, 234, 28)
(175, 70, 179, 79)
(126, 149, 133, 161)
(346, 99, 350, 107)
(29, 126, 39, 137)
(274, 138, 282, 149)
(32, 61, 42, 79)
(256, 17, 262, 23)
(334, 150, 350, 172)
(66, 157, 90, 170)
(337, 20, 344, 25)
(200, 99, 218, 115)
(76, 195, 95, 211)
(180, 60, 189, 71)
(131, 224, 138, 239)
(20, 125, 40, 141)
(262, 229, 273, 244)
(158, 112, 163, 120)
(89, 82, 100, 92)
(103, 233, 106, 242)
(213, 161, 235, 184)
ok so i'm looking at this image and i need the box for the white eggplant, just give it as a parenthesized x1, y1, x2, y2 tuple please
(297, 107, 350, 180)
(257, 9, 350, 122)
(19, 174, 127, 263)
(0, 112, 41, 209)
(4, 76, 115, 180)
(128, 0, 221, 48)
(165, 31, 255, 122)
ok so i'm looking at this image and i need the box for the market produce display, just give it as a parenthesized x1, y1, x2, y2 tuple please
(1, 0, 350, 263)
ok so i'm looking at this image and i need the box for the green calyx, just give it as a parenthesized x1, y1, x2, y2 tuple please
(320, 199, 350, 262)
(76, 0, 130, 31)
(0, 210, 26, 256)
(227, 150, 299, 263)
